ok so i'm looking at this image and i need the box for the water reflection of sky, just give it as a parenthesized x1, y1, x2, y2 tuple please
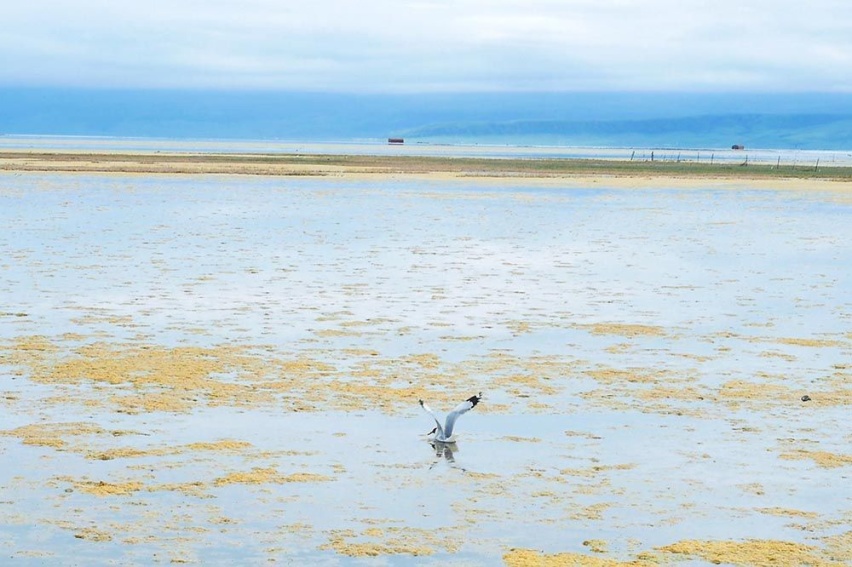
(1, 172, 850, 564)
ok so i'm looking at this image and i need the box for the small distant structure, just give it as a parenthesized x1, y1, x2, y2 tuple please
(388, 138, 404, 145)
(731, 144, 745, 150)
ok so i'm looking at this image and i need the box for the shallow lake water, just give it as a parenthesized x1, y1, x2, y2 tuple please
(0, 172, 850, 565)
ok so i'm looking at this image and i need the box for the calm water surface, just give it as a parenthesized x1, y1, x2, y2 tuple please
(1, 172, 849, 564)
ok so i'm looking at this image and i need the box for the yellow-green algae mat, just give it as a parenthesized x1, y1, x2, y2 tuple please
(2, 329, 850, 565)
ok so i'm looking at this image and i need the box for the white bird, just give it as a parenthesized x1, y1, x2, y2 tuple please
(419, 392, 482, 442)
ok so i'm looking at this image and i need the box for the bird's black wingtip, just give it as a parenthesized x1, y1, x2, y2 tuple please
(469, 392, 482, 407)
(418, 399, 424, 407)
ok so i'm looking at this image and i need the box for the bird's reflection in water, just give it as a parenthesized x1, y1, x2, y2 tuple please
(429, 441, 466, 471)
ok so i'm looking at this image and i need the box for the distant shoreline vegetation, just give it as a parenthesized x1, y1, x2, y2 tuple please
(1, 89, 851, 151)
(3, 151, 851, 181)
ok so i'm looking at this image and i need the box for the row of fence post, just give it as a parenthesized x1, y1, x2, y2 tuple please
(626, 150, 822, 170)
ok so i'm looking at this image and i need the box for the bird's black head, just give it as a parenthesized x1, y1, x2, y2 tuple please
(426, 426, 437, 436)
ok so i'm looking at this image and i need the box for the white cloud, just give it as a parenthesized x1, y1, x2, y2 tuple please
(1, 0, 850, 91)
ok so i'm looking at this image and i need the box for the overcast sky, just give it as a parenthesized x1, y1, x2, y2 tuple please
(2, 0, 851, 92)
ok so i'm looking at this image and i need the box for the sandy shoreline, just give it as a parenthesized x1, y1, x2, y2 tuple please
(2, 149, 851, 191)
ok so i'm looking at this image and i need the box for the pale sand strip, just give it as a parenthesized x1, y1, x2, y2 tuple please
(1, 150, 850, 192)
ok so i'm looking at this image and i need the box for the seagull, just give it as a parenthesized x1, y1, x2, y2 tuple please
(419, 392, 482, 443)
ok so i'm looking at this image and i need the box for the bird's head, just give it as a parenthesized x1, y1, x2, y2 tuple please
(425, 426, 437, 437)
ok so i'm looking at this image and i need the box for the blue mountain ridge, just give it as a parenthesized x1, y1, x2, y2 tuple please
(398, 114, 852, 150)
(1, 89, 850, 150)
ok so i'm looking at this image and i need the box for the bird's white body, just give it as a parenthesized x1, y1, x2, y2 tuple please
(419, 393, 481, 443)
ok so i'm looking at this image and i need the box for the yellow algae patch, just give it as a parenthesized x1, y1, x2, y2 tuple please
(339, 318, 397, 328)
(439, 334, 487, 342)
(325, 540, 432, 558)
(3, 331, 743, 416)
(583, 539, 609, 553)
(718, 380, 793, 403)
(340, 348, 380, 357)
(324, 381, 410, 413)
(636, 385, 707, 402)
(49, 343, 248, 387)
(185, 439, 253, 452)
(605, 343, 632, 355)
(74, 480, 144, 496)
(70, 312, 135, 327)
(493, 373, 560, 397)
(568, 502, 612, 521)
(560, 463, 636, 479)
(582, 323, 666, 338)
(402, 352, 442, 369)
(114, 391, 194, 413)
(774, 337, 846, 348)
(323, 527, 459, 558)
(10, 335, 58, 353)
(315, 311, 355, 322)
(3, 334, 584, 414)
(88, 438, 253, 460)
(2, 336, 58, 376)
(798, 389, 852, 407)
(1, 422, 108, 450)
(758, 350, 797, 362)
(465, 471, 502, 480)
(757, 507, 819, 519)
(274, 357, 335, 376)
(73, 527, 113, 542)
(737, 482, 766, 496)
(823, 531, 852, 562)
(582, 365, 695, 410)
(587, 368, 664, 385)
(4, 339, 287, 412)
(314, 329, 364, 338)
(213, 467, 284, 486)
(503, 548, 647, 566)
(719, 380, 850, 408)
(477, 354, 577, 401)
(282, 472, 332, 483)
(68, 478, 210, 498)
(564, 430, 603, 440)
(658, 539, 842, 567)
(89, 447, 150, 460)
(62, 333, 87, 342)
(780, 450, 852, 468)
(149, 481, 209, 497)
(506, 321, 532, 335)
(213, 467, 332, 487)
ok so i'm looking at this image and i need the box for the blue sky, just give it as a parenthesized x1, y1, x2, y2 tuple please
(2, 0, 851, 92)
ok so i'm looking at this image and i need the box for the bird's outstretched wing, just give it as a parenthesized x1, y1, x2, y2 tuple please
(443, 392, 481, 438)
(419, 399, 444, 438)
